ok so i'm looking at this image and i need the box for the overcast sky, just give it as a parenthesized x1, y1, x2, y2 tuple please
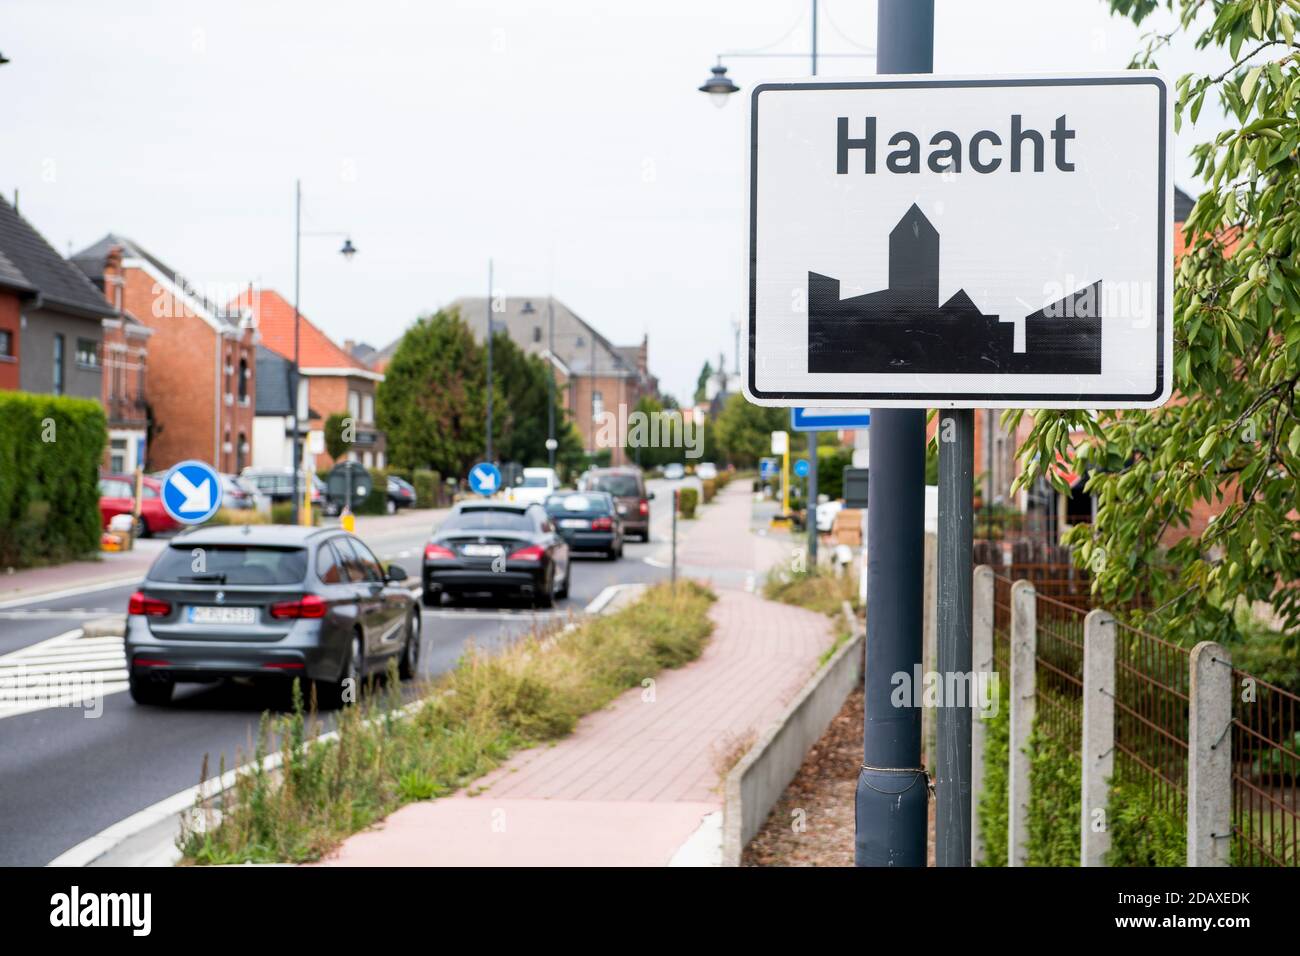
(3, 0, 1229, 404)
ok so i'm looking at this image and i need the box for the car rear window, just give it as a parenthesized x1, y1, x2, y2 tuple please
(546, 494, 611, 515)
(520, 476, 550, 488)
(149, 545, 309, 585)
(441, 508, 535, 532)
(590, 475, 641, 497)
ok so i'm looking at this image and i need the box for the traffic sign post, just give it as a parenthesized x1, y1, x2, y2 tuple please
(160, 460, 222, 526)
(791, 408, 868, 566)
(770, 430, 790, 522)
(468, 461, 502, 497)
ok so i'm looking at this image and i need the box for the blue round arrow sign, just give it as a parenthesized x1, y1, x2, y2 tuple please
(468, 461, 502, 497)
(794, 458, 810, 478)
(161, 459, 223, 524)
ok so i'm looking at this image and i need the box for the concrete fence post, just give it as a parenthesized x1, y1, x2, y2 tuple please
(1008, 579, 1036, 866)
(1187, 641, 1232, 866)
(970, 565, 994, 865)
(1081, 609, 1116, 867)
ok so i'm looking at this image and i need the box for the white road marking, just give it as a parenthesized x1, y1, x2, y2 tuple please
(0, 628, 129, 719)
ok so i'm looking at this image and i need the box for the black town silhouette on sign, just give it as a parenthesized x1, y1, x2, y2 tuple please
(807, 204, 1103, 376)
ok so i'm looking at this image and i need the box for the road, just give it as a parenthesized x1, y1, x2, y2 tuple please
(0, 480, 683, 866)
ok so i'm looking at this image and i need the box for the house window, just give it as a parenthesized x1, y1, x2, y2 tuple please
(238, 357, 248, 403)
(533, 326, 542, 343)
(236, 431, 247, 472)
(76, 338, 99, 368)
(110, 437, 128, 473)
(348, 390, 361, 421)
(0, 329, 12, 358)
(53, 334, 65, 395)
(361, 393, 374, 424)
(592, 389, 603, 419)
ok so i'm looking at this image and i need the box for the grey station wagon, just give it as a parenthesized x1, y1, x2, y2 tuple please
(125, 524, 420, 708)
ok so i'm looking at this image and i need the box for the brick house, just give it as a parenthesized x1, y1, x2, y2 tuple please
(72, 235, 258, 473)
(0, 197, 118, 403)
(447, 296, 659, 466)
(77, 244, 153, 473)
(233, 289, 385, 471)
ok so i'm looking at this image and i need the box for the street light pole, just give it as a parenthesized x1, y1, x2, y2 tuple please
(856, 0, 933, 869)
(547, 297, 556, 470)
(291, 179, 302, 526)
(811, 0, 818, 76)
(486, 258, 494, 463)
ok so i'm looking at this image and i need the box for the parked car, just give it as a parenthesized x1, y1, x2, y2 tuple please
(696, 462, 718, 480)
(506, 467, 560, 507)
(98, 474, 180, 538)
(578, 467, 652, 541)
(544, 491, 623, 559)
(421, 501, 569, 608)
(662, 463, 685, 481)
(124, 525, 420, 707)
(240, 467, 337, 516)
(386, 476, 417, 513)
(220, 474, 257, 511)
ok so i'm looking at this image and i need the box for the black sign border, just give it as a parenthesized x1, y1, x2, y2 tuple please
(747, 75, 1169, 405)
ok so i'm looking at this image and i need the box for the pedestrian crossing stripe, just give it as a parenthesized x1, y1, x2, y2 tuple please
(0, 629, 127, 719)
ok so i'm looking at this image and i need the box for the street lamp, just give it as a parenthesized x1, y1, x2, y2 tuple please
(291, 178, 357, 525)
(698, 62, 739, 108)
(698, 1, 874, 104)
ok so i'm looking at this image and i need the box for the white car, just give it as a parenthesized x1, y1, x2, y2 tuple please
(507, 467, 560, 506)
(696, 462, 718, 480)
(663, 463, 685, 480)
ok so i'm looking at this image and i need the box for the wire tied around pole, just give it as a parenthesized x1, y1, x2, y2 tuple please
(860, 764, 933, 798)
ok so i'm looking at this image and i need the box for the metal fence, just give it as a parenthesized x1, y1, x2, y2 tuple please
(986, 563, 1300, 866)
(1231, 668, 1300, 866)
(1034, 592, 1085, 753)
(1113, 620, 1190, 824)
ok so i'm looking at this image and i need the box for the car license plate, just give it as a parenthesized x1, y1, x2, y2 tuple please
(461, 543, 503, 557)
(188, 606, 257, 625)
(560, 518, 589, 529)
(616, 505, 627, 515)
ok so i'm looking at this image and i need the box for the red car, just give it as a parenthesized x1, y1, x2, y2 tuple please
(98, 474, 181, 538)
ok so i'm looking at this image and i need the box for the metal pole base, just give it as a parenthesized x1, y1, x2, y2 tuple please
(854, 765, 929, 866)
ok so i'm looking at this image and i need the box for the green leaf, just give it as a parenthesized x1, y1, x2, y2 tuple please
(1241, 65, 1263, 104)
(1198, 433, 1217, 459)
(1290, 424, 1300, 457)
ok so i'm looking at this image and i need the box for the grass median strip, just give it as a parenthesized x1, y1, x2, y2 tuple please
(178, 580, 716, 865)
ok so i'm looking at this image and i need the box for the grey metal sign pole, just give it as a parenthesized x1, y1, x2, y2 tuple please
(855, 0, 932, 869)
(807, 440, 818, 566)
(937, 410, 974, 865)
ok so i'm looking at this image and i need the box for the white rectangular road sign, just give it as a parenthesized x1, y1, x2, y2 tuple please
(744, 73, 1173, 410)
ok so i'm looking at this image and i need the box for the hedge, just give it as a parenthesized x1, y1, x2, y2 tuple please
(0, 392, 105, 568)
(412, 468, 440, 508)
(701, 478, 716, 503)
(1025, 725, 1081, 866)
(676, 486, 698, 519)
(976, 677, 1010, 866)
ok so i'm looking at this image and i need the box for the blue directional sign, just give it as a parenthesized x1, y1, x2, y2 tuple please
(791, 408, 871, 432)
(794, 458, 810, 478)
(759, 457, 779, 480)
(161, 459, 222, 525)
(468, 461, 502, 497)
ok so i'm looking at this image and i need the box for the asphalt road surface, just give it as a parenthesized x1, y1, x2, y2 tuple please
(0, 481, 680, 865)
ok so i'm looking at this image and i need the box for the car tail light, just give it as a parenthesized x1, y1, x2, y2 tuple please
(270, 594, 327, 619)
(508, 544, 545, 562)
(133, 657, 172, 667)
(591, 517, 613, 531)
(638, 499, 649, 515)
(424, 543, 456, 561)
(128, 591, 172, 617)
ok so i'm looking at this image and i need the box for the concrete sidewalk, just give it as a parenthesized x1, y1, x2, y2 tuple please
(317, 483, 835, 866)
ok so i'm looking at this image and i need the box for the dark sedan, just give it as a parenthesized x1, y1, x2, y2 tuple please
(124, 525, 420, 708)
(421, 501, 569, 608)
(545, 491, 624, 560)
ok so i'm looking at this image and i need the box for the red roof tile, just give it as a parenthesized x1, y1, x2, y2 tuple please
(230, 288, 369, 371)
